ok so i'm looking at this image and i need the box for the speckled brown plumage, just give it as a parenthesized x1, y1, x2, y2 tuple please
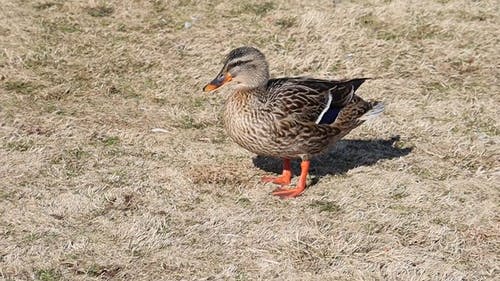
(203, 47, 384, 198)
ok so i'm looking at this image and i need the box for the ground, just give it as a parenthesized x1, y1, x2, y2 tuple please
(0, 0, 498, 280)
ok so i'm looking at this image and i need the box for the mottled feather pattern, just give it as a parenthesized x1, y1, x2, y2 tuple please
(211, 47, 383, 160)
(223, 78, 380, 159)
(265, 77, 366, 125)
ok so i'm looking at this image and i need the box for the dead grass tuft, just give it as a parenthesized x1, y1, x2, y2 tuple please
(188, 164, 250, 185)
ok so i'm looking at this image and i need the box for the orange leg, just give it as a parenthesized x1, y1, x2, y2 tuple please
(272, 160, 310, 198)
(261, 158, 292, 186)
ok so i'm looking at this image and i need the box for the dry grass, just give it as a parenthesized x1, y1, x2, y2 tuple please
(0, 0, 499, 280)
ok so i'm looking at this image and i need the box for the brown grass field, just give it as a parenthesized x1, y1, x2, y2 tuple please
(1, 0, 499, 280)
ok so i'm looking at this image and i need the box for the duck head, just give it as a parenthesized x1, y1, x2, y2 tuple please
(203, 46, 270, 92)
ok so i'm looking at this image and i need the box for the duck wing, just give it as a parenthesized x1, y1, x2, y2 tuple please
(264, 77, 368, 124)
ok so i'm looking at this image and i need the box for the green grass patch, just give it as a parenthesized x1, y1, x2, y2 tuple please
(176, 116, 210, 130)
(242, 2, 275, 16)
(49, 148, 91, 178)
(33, 2, 63, 10)
(70, 148, 90, 159)
(309, 200, 341, 213)
(5, 139, 35, 152)
(3, 80, 43, 95)
(237, 197, 251, 205)
(392, 139, 414, 150)
(102, 136, 120, 146)
(275, 16, 297, 29)
(36, 268, 61, 281)
(51, 148, 90, 164)
(85, 264, 103, 277)
(191, 96, 207, 108)
(85, 264, 121, 278)
(23, 232, 41, 243)
(86, 5, 114, 17)
(230, 2, 275, 17)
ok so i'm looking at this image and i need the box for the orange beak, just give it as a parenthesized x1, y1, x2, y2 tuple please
(203, 72, 232, 92)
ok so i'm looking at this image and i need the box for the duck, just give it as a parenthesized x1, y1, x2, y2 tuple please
(203, 46, 384, 198)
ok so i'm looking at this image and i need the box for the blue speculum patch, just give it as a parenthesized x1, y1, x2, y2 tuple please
(318, 107, 341, 124)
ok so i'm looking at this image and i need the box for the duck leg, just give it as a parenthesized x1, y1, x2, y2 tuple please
(272, 160, 310, 198)
(261, 158, 292, 185)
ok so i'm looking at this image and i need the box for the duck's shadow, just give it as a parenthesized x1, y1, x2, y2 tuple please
(252, 136, 412, 181)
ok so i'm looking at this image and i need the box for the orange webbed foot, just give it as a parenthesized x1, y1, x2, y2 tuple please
(261, 158, 292, 186)
(272, 186, 305, 198)
(271, 159, 310, 199)
(261, 175, 291, 186)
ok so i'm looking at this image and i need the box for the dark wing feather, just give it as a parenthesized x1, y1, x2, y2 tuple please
(264, 77, 368, 123)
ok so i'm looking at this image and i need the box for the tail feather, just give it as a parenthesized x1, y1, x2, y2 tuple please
(343, 78, 370, 92)
(358, 102, 384, 121)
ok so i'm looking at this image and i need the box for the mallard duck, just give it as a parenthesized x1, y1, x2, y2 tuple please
(203, 46, 384, 198)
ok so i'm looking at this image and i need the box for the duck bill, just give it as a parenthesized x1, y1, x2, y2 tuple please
(203, 72, 232, 92)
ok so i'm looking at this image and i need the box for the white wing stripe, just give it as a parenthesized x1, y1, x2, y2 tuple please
(315, 93, 333, 124)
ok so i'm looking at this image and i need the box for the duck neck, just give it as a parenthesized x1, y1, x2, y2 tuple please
(234, 80, 268, 101)
(227, 89, 258, 108)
